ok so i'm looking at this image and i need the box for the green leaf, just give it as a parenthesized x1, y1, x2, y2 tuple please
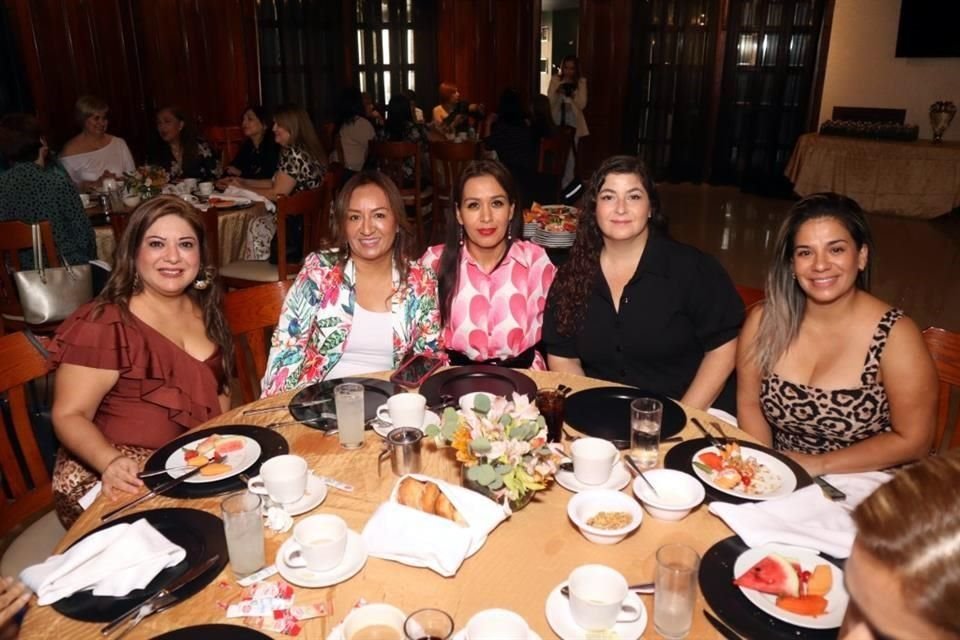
(494, 463, 513, 475)
(488, 476, 504, 490)
(472, 463, 497, 485)
(470, 437, 492, 455)
(692, 461, 715, 474)
(474, 393, 491, 413)
(315, 316, 340, 329)
(424, 425, 440, 438)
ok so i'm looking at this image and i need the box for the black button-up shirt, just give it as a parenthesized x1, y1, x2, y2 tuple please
(543, 232, 744, 413)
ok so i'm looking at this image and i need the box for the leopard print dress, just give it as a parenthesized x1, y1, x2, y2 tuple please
(760, 308, 902, 454)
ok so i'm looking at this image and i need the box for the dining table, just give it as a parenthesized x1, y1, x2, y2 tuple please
(18, 369, 767, 639)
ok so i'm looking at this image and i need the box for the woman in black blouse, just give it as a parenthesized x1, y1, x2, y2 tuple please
(223, 105, 279, 180)
(543, 155, 744, 413)
(147, 106, 217, 180)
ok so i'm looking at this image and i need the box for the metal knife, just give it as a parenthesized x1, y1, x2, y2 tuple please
(101, 465, 205, 521)
(704, 609, 743, 640)
(813, 475, 847, 501)
(101, 554, 221, 636)
(691, 417, 725, 449)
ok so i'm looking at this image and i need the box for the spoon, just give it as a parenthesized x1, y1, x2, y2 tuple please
(561, 583, 655, 597)
(624, 454, 660, 498)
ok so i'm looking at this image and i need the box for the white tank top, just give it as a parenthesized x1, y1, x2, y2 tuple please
(325, 304, 394, 380)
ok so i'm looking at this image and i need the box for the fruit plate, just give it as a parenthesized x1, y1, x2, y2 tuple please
(163, 434, 261, 484)
(734, 545, 848, 629)
(690, 444, 797, 501)
(699, 536, 845, 640)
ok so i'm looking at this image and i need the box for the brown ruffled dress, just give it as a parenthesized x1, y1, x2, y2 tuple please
(48, 302, 223, 527)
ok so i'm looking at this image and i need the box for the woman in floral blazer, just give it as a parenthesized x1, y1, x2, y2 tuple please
(261, 171, 441, 396)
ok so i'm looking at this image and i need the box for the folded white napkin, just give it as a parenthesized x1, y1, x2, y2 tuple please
(361, 474, 508, 576)
(223, 186, 276, 212)
(708, 472, 891, 558)
(20, 519, 186, 605)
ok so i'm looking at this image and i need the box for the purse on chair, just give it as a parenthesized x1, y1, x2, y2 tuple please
(12, 224, 93, 324)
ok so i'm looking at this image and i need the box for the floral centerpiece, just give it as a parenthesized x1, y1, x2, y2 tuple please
(124, 165, 170, 198)
(426, 393, 561, 509)
(929, 100, 957, 143)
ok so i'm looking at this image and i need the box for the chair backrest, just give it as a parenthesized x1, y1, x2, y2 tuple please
(203, 125, 245, 167)
(429, 140, 478, 238)
(0, 331, 53, 537)
(735, 285, 765, 309)
(923, 326, 960, 453)
(274, 185, 327, 281)
(224, 281, 293, 403)
(0, 221, 61, 324)
(369, 141, 428, 247)
(538, 128, 574, 177)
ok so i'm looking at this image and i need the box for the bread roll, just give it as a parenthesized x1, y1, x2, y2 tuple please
(397, 477, 425, 508)
(395, 478, 464, 525)
(420, 480, 440, 513)
(434, 492, 465, 524)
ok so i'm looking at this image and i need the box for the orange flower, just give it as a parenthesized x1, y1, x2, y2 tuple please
(451, 425, 476, 464)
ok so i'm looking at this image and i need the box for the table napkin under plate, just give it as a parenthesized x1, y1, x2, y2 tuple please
(20, 518, 186, 605)
(361, 473, 508, 576)
(222, 185, 276, 212)
(708, 471, 891, 558)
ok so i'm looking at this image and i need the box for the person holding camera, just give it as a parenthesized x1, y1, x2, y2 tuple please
(548, 55, 589, 189)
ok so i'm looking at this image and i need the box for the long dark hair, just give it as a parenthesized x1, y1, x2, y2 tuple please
(496, 88, 526, 127)
(558, 55, 581, 83)
(384, 94, 414, 141)
(551, 155, 665, 336)
(437, 159, 522, 325)
(335, 87, 365, 133)
(95, 196, 233, 391)
(156, 106, 201, 175)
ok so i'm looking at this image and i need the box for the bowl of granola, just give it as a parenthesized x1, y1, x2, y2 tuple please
(567, 489, 643, 544)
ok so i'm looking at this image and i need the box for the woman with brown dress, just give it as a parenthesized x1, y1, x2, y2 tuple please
(48, 196, 232, 527)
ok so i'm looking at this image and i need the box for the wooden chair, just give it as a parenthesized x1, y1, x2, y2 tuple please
(224, 281, 293, 404)
(537, 128, 574, 203)
(735, 285, 765, 309)
(218, 179, 333, 288)
(369, 140, 433, 250)
(923, 327, 960, 453)
(429, 140, 478, 242)
(203, 125, 245, 167)
(0, 221, 62, 333)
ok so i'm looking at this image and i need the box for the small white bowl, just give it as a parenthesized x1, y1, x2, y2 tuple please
(459, 391, 496, 414)
(631, 469, 705, 521)
(567, 489, 643, 544)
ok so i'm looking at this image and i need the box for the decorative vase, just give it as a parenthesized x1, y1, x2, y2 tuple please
(461, 466, 535, 511)
(929, 101, 957, 143)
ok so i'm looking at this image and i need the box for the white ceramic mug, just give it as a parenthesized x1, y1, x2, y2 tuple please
(246, 454, 308, 504)
(282, 513, 347, 572)
(376, 393, 427, 426)
(568, 564, 642, 630)
(198, 181, 214, 196)
(181, 178, 198, 192)
(466, 608, 530, 640)
(570, 438, 620, 485)
(342, 603, 406, 640)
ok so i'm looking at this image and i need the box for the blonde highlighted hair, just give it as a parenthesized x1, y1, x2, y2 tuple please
(273, 104, 327, 167)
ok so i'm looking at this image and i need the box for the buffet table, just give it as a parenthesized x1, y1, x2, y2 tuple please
(19, 370, 750, 639)
(785, 132, 960, 219)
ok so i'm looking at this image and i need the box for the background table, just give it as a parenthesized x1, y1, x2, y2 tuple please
(785, 132, 960, 219)
(20, 370, 745, 639)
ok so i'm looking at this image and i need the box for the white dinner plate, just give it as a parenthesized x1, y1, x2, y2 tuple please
(452, 628, 542, 640)
(690, 445, 796, 500)
(555, 461, 631, 493)
(545, 581, 647, 640)
(164, 434, 261, 484)
(734, 545, 848, 629)
(277, 530, 367, 588)
(373, 410, 441, 438)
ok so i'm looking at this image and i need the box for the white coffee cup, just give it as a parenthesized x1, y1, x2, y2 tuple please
(568, 564, 642, 630)
(198, 181, 214, 196)
(79, 193, 91, 207)
(466, 608, 530, 640)
(246, 454, 308, 504)
(101, 177, 118, 192)
(342, 603, 406, 640)
(282, 513, 348, 572)
(181, 178, 198, 192)
(376, 393, 427, 426)
(570, 438, 620, 485)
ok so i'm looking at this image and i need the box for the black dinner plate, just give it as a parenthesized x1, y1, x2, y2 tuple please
(152, 624, 272, 639)
(418, 365, 539, 404)
(142, 425, 288, 498)
(53, 508, 227, 623)
(700, 535, 842, 640)
(664, 437, 813, 504)
(288, 377, 404, 430)
(564, 386, 686, 442)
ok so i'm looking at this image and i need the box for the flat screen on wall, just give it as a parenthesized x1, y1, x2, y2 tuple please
(896, 1, 960, 58)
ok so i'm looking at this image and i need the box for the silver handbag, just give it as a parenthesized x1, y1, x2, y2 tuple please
(12, 224, 93, 324)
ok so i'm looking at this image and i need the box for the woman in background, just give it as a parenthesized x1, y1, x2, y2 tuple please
(59, 95, 135, 190)
(223, 105, 280, 180)
(335, 87, 376, 180)
(377, 93, 431, 188)
(547, 55, 588, 188)
(147, 106, 217, 181)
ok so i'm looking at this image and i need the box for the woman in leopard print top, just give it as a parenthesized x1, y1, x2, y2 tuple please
(737, 193, 937, 475)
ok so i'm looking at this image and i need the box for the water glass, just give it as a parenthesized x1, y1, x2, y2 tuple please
(654, 543, 700, 639)
(335, 382, 366, 449)
(630, 398, 663, 469)
(403, 607, 454, 640)
(221, 491, 265, 578)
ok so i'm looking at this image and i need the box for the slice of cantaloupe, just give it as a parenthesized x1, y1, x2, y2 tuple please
(776, 594, 828, 617)
(200, 462, 231, 476)
(807, 565, 833, 597)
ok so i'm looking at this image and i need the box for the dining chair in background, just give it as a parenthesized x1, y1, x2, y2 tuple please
(203, 125, 245, 168)
(923, 326, 960, 453)
(369, 140, 433, 251)
(537, 128, 574, 203)
(224, 280, 293, 404)
(429, 140, 478, 244)
(735, 285, 765, 310)
(0, 220, 63, 334)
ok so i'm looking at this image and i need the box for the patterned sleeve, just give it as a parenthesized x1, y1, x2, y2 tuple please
(277, 146, 300, 182)
(195, 140, 219, 179)
(43, 171, 96, 265)
(524, 243, 557, 347)
(405, 260, 443, 359)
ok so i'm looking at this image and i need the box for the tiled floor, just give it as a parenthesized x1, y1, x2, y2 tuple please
(660, 184, 960, 333)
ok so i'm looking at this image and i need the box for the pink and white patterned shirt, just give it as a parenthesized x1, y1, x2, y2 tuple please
(420, 241, 557, 369)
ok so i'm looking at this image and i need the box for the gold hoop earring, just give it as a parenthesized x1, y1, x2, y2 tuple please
(193, 266, 216, 290)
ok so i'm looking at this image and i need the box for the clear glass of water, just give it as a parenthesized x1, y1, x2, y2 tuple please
(334, 382, 366, 449)
(221, 491, 265, 578)
(654, 543, 701, 639)
(630, 397, 663, 469)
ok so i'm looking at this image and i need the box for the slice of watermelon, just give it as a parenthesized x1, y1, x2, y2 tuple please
(214, 436, 245, 455)
(734, 553, 800, 597)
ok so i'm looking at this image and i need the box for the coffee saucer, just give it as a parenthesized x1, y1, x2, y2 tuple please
(281, 473, 328, 516)
(555, 461, 631, 493)
(276, 530, 367, 588)
(451, 628, 543, 640)
(373, 410, 441, 438)
(544, 582, 647, 640)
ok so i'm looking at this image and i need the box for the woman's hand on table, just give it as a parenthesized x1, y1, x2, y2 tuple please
(217, 176, 243, 190)
(0, 577, 30, 634)
(101, 454, 144, 500)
